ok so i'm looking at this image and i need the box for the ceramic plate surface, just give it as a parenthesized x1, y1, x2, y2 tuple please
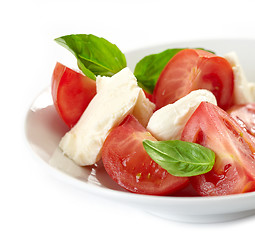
(25, 39, 255, 223)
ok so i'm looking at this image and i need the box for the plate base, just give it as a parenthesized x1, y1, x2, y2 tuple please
(147, 209, 255, 223)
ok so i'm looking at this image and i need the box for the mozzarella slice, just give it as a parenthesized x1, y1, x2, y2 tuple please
(224, 51, 255, 104)
(146, 90, 217, 141)
(59, 67, 154, 166)
(131, 90, 155, 127)
(96, 75, 155, 127)
(96, 75, 110, 93)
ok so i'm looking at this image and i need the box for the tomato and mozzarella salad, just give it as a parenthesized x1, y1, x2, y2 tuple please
(51, 34, 255, 196)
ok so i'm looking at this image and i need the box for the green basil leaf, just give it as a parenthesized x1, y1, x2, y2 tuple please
(55, 34, 127, 80)
(143, 140, 215, 177)
(134, 48, 184, 94)
(77, 59, 97, 80)
(134, 48, 215, 94)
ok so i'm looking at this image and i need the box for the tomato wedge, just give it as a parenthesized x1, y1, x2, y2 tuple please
(153, 49, 234, 110)
(228, 103, 255, 139)
(181, 102, 255, 196)
(51, 62, 96, 128)
(102, 115, 188, 195)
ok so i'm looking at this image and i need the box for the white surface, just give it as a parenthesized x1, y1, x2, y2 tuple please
(3, 0, 255, 239)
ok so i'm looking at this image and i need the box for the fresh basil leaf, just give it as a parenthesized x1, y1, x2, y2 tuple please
(134, 48, 215, 94)
(143, 140, 215, 177)
(77, 59, 97, 80)
(55, 34, 127, 80)
(134, 48, 184, 94)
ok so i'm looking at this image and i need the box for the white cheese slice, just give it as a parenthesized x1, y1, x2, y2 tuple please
(96, 75, 110, 93)
(146, 89, 217, 141)
(132, 90, 155, 127)
(96, 75, 155, 127)
(59, 67, 154, 166)
(224, 51, 255, 104)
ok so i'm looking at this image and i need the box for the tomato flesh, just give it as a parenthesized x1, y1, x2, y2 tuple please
(102, 115, 188, 195)
(51, 62, 96, 128)
(181, 102, 255, 196)
(228, 103, 255, 138)
(153, 49, 234, 110)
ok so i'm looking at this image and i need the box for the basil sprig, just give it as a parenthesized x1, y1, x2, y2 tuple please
(143, 140, 215, 177)
(55, 34, 127, 80)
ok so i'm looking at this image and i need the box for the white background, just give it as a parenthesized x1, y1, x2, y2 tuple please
(2, 0, 255, 239)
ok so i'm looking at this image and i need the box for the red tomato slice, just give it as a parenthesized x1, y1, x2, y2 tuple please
(153, 49, 234, 110)
(102, 115, 188, 195)
(181, 102, 255, 196)
(228, 103, 255, 138)
(51, 62, 96, 128)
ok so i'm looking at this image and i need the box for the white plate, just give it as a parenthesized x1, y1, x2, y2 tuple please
(25, 39, 255, 223)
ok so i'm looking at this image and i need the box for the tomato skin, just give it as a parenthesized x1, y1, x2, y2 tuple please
(102, 115, 188, 195)
(51, 62, 96, 128)
(181, 102, 255, 196)
(228, 103, 255, 138)
(153, 49, 234, 110)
